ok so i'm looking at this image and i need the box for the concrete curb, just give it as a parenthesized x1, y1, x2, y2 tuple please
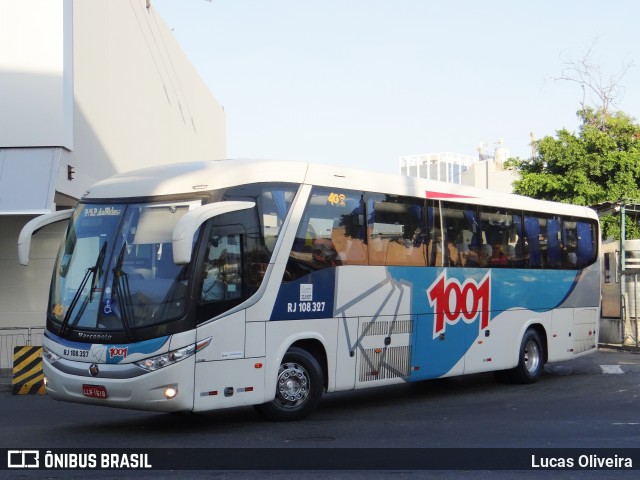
(598, 343, 640, 353)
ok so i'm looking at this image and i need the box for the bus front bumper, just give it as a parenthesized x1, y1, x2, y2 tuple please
(42, 356, 195, 413)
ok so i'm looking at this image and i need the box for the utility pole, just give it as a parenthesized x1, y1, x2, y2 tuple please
(620, 203, 626, 323)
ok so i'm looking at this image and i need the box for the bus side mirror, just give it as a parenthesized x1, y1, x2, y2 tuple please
(17, 209, 74, 266)
(172, 201, 255, 265)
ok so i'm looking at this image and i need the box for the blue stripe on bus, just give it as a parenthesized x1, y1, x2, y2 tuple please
(271, 267, 579, 321)
(387, 267, 580, 314)
(386, 267, 580, 379)
(45, 330, 170, 363)
(270, 266, 582, 378)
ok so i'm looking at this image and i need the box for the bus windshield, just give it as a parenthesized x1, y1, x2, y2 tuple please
(49, 201, 198, 338)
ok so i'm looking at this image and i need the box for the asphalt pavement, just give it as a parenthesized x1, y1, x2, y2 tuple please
(1, 347, 639, 479)
(0, 368, 11, 394)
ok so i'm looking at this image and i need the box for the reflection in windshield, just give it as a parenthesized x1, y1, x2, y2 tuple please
(49, 202, 198, 335)
(59, 241, 108, 337)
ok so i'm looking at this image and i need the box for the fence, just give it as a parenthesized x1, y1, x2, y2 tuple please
(0, 327, 45, 369)
(621, 271, 640, 350)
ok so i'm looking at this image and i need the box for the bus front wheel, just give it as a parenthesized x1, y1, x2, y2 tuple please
(255, 347, 324, 421)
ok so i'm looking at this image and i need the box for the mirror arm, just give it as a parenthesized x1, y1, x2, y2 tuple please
(18, 209, 74, 266)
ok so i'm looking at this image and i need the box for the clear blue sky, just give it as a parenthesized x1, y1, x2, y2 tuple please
(153, 0, 640, 173)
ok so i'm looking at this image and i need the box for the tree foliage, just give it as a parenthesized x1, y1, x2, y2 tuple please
(505, 108, 640, 239)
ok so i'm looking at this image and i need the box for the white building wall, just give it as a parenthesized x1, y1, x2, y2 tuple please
(0, 218, 65, 366)
(400, 142, 518, 194)
(461, 160, 518, 194)
(399, 153, 476, 184)
(0, 0, 226, 363)
(62, 0, 226, 200)
(0, 0, 74, 149)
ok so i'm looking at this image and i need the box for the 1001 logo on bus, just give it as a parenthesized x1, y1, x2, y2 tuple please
(427, 271, 491, 339)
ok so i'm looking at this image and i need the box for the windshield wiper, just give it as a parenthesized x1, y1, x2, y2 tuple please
(89, 242, 107, 302)
(59, 267, 93, 337)
(59, 242, 108, 337)
(112, 244, 135, 341)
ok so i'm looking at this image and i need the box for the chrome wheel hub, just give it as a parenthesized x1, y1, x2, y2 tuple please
(524, 339, 540, 373)
(275, 362, 310, 408)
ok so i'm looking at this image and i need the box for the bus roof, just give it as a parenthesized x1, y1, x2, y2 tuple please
(82, 158, 598, 220)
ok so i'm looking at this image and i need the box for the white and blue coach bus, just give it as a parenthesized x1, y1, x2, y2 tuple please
(18, 159, 600, 420)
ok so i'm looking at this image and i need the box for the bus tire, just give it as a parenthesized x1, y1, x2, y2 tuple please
(508, 328, 544, 384)
(255, 347, 324, 421)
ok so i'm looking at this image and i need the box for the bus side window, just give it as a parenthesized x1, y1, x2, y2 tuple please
(562, 219, 578, 269)
(524, 216, 542, 268)
(221, 183, 298, 293)
(510, 214, 525, 267)
(201, 233, 242, 302)
(286, 188, 366, 282)
(479, 207, 502, 247)
(426, 203, 441, 267)
(478, 206, 521, 268)
(575, 220, 597, 267)
(546, 216, 562, 268)
(440, 203, 468, 267)
(367, 194, 426, 267)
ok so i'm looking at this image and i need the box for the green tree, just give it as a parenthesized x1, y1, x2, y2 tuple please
(505, 107, 640, 239)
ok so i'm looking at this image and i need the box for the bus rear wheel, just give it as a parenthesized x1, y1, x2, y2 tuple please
(507, 328, 545, 384)
(255, 347, 324, 421)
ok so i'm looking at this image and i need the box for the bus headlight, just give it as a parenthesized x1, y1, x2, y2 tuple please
(135, 337, 211, 372)
(42, 346, 61, 364)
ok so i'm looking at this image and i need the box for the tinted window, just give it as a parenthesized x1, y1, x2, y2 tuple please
(366, 194, 427, 266)
(286, 188, 366, 281)
(478, 207, 524, 268)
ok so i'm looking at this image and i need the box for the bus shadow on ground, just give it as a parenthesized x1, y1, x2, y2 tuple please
(55, 373, 504, 437)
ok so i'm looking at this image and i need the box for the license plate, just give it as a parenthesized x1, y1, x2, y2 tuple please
(82, 384, 108, 399)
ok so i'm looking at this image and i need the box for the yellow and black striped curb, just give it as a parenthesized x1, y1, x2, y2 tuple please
(13, 346, 46, 395)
